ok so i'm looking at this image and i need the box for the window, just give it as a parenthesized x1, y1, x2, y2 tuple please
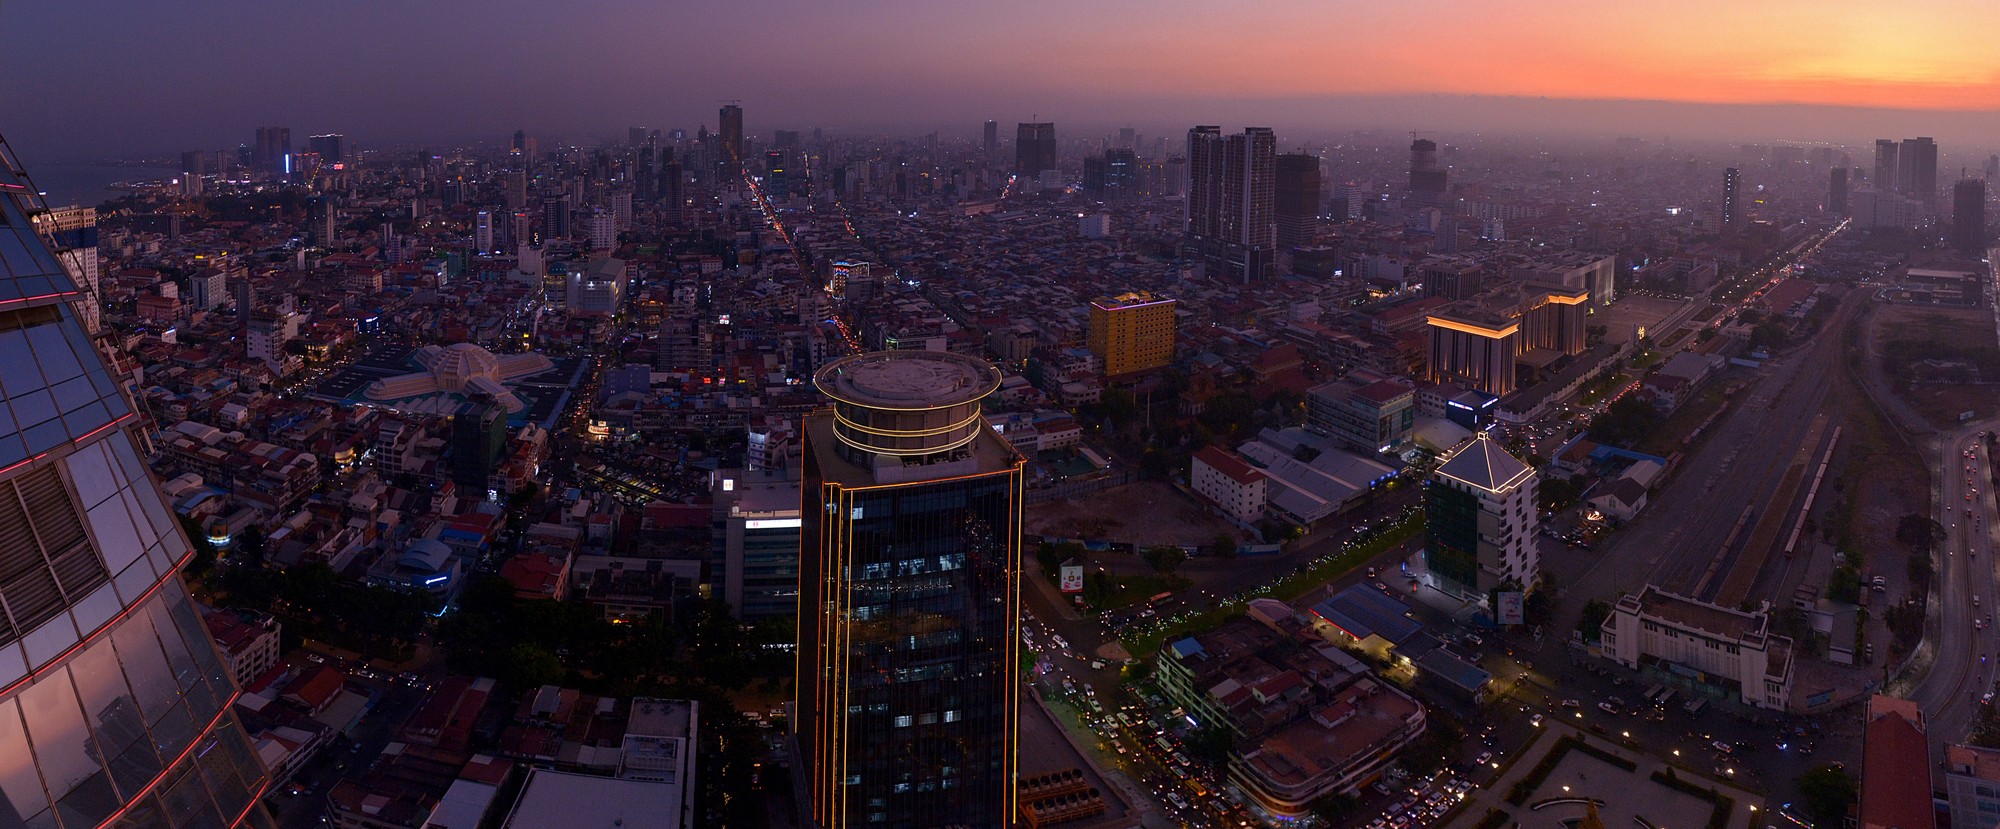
(894, 715, 912, 727)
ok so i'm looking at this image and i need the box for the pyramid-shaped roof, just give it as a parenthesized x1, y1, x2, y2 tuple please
(1434, 431, 1534, 493)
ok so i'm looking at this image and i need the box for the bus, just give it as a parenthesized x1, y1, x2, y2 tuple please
(1149, 592, 1174, 606)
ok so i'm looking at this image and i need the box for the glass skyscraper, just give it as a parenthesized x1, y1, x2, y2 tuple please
(797, 351, 1024, 829)
(0, 138, 272, 828)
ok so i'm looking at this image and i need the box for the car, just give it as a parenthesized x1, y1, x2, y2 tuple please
(1473, 751, 1493, 766)
(1598, 702, 1620, 715)
(1984, 691, 1995, 705)
(1561, 699, 1580, 708)
(1711, 740, 1734, 754)
(1530, 714, 1544, 727)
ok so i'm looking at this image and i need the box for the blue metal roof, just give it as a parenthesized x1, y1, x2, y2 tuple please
(1311, 584, 1421, 644)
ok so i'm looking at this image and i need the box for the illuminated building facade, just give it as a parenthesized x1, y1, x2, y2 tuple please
(1424, 311, 1518, 397)
(1087, 292, 1176, 377)
(798, 351, 1023, 829)
(0, 138, 273, 827)
(1424, 432, 1538, 602)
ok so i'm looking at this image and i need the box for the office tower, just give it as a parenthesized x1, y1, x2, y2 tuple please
(1117, 126, 1136, 149)
(1721, 167, 1741, 227)
(1408, 138, 1447, 206)
(1424, 431, 1539, 602)
(1185, 126, 1277, 283)
(1986, 154, 2000, 181)
(1088, 292, 1177, 376)
(307, 133, 345, 165)
(1899, 137, 1938, 206)
(253, 126, 290, 174)
(765, 150, 788, 195)
(1954, 178, 1987, 253)
(1425, 310, 1518, 396)
(1873, 139, 1899, 191)
(30, 206, 103, 334)
(1274, 152, 1322, 247)
(718, 104, 744, 176)
(320, 201, 339, 248)
(542, 196, 571, 240)
(983, 119, 998, 161)
(451, 400, 508, 495)
(1829, 167, 1849, 216)
(233, 278, 255, 342)
(180, 150, 206, 178)
(628, 127, 649, 148)
(1103, 148, 1134, 201)
(1014, 122, 1057, 179)
(660, 157, 685, 225)
(474, 210, 495, 254)
(709, 467, 801, 622)
(1082, 155, 1107, 199)
(0, 138, 274, 829)
(589, 209, 617, 253)
(797, 350, 1024, 829)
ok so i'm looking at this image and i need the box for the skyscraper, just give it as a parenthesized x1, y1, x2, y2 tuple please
(1014, 122, 1056, 179)
(1274, 152, 1322, 247)
(307, 133, 345, 165)
(718, 104, 744, 177)
(0, 138, 273, 829)
(474, 210, 495, 254)
(1899, 137, 1938, 206)
(982, 120, 998, 162)
(1408, 138, 1447, 206)
(253, 126, 290, 175)
(1829, 167, 1849, 216)
(1954, 178, 1987, 253)
(1424, 432, 1539, 603)
(1721, 167, 1741, 227)
(1874, 139, 1899, 191)
(798, 351, 1023, 829)
(1185, 126, 1276, 282)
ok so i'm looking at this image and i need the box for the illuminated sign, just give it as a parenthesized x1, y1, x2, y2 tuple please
(1059, 565, 1084, 593)
(744, 518, 802, 530)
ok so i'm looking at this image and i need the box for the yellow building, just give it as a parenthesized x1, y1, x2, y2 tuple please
(1088, 291, 1177, 376)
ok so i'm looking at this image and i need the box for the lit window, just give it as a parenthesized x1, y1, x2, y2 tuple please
(894, 715, 912, 727)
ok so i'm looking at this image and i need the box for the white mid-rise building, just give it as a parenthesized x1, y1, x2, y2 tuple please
(1191, 445, 1269, 525)
(1423, 432, 1538, 601)
(1600, 585, 1795, 711)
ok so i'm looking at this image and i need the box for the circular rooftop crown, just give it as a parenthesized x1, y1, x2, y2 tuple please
(816, 351, 1001, 459)
(816, 350, 1001, 410)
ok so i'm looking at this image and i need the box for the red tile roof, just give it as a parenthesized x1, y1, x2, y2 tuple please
(1861, 695, 1933, 829)
(1194, 446, 1266, 486)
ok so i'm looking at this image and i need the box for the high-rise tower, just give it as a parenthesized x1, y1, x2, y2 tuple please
(1408, 138, 1447, 206)
(1014, 122, 1056, 179)
(1900, 137, 1939, 206)
(1424, 432, 1539, 603)
(1954, 178, 1987, 253)
(982, 120, 998, 163)
(797, 350, 1023, 829)
(1185, 126, 1276, 282)
(1829, 168, 1849, 216)
(718, 105, 745, 178)
(1874, 139, 1900, 192)
(1721, 167, 1741, 228)
(1274, 152, 1322, 247)
(0, 138, 273, 828)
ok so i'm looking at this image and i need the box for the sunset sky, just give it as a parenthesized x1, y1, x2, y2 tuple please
(3, 0, 1996, 159)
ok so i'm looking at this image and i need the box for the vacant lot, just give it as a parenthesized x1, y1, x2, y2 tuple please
(1873, 304, 2000, 429)
(1026, 480, 1242, 547)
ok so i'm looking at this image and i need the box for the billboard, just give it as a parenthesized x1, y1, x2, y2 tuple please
(1496, 591, 1525, 626)
(1059, 564, 1084, 593)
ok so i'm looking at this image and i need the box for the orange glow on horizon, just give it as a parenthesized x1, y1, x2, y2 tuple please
(985, 0, 2000, 111)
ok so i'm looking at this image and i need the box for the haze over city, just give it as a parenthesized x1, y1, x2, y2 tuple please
(7, 0, 2000, 160)
(0, 4, 1995, 829)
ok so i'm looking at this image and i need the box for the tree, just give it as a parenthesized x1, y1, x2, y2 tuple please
(1185, 724, 1234, 767)
(1309, 793, 1360, 824)
(1538, 477, 1582, 512)
(1588, 396, 1662, 448)
(1895, 513, 1945, 552)
(1211, 532, 1238, 559)
(1577, 599, 1612, 642)
(1795, 764, 1857, 829)
(501, 643, 567, 690)
(1141, 545, 1189, 576)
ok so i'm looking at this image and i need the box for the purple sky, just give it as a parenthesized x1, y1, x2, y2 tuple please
(4, 0, 1998, 161)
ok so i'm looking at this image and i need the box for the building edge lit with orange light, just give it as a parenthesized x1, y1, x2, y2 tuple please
(0, 138, 274, 828)
(795, 350, 1023, 828)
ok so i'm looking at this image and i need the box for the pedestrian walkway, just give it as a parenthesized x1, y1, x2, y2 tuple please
(1447, 722, 1763, 829)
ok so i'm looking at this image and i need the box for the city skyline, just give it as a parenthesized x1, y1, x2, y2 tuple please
(7, 2, 2000, 161)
